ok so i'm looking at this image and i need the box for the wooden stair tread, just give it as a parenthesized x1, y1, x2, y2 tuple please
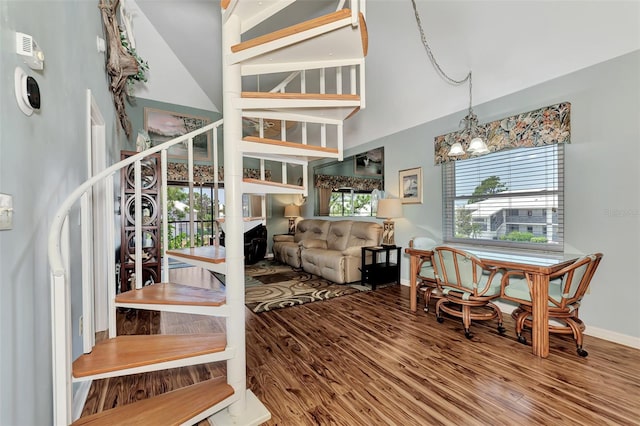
(116, 283, 226, 307)
(242, 178, 303, 190)
(231, 9, 351, 53)
(242, 91, 359, 101)
(243, 136, 339, 154)
(166, 245, 226, 264)
(72, 377, 234, 425)
(73, 334, 226, 378)
(238, 11, 368, 70)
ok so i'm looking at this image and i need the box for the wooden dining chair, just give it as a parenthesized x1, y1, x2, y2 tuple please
(409, 237, 441, 312)
(433, 246, 506, 339)
(501, 253, 603, 357)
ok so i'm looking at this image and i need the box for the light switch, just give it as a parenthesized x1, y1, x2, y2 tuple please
(0, 193, 14, 230)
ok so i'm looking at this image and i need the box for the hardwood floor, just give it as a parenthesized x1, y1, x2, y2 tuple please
(82, 268, 640, 425)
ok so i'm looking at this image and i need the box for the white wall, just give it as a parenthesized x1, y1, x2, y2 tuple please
(306, 51, 640, 341)
(344, 0, 640, 148)
(127, 0, 219, 112)
(0, 2, 123, 424)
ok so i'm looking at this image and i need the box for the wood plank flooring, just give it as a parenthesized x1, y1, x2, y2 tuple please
(81, 267, 640, 425)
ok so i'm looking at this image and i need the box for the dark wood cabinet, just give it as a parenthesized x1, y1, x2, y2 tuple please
(361, 246, 401, 290)
(119, 151, 161, 292)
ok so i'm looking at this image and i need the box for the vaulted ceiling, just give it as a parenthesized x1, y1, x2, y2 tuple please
(134, 0, 639, 149)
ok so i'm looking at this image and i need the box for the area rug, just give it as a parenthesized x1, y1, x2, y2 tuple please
(229, 260, 385, 313)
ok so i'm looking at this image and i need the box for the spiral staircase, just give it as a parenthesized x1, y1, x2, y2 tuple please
(48, 1, 368, 424)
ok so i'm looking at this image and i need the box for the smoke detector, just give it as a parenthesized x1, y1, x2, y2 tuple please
(16, 32, 44, 70)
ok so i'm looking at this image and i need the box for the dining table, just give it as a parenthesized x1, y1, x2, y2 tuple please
(405, 246, 580, 358)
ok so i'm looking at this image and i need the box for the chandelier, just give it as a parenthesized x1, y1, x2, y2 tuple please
(410, 0, 489, 157)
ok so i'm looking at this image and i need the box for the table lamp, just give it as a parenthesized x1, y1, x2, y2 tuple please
(376, 198, 402, 246)
(284, 204, 301, 234)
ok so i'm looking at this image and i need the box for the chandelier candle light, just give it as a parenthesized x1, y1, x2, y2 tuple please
(376, 198, 403, 247)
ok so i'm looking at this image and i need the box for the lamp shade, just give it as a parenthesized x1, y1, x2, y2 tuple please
(448, 142, 465, 156)
(376, 198, 402, 219)
(468, 137, 489, 154)
(284, 204, 301, 218)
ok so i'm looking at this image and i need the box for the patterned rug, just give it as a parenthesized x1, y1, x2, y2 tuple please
(240, 260, 381, 313)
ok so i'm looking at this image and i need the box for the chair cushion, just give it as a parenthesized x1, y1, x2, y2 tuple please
(441, 270, 503, 299)
(504, 276, 563, 304)
(418, 264, 435, 280)
(412, 237, 436, 250)
(479, 270, 504, 296)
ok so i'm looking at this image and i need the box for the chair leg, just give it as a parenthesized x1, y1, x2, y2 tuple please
(435, 299, 445, 323)
(566, 317, 588, 357)
(513, 308, 528, 344)
(462, 306, 473, 339)
(423, 287, 431, 313)
(487, 301, 506, 334)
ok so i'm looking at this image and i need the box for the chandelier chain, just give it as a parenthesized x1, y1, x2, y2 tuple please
(410, 0, 474, 111)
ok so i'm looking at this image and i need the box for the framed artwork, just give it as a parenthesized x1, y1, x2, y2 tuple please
(354, 147, 384, 176)
(144, 107, 212, 161)
(399, 167, 422, 204)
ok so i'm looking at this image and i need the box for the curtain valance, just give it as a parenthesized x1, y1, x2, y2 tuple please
(314, 174, 383, 191)
(434, 102, 571, 165)
(167, 162, 271, 185)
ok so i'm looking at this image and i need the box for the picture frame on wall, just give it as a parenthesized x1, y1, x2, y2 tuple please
(399, 167, 422, 204)
(144, 107, 212, 161)
(354, 147, 384, 176)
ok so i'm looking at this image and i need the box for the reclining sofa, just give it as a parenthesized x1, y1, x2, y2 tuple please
(272, 219, 383, 284)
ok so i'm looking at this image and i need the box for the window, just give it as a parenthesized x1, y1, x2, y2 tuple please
(166, 184, 264, 248)
(329, 188, 376, 217)
(442, 144, 564, 251)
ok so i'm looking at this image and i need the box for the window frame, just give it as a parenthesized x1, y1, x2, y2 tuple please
(328, 188, 376, 217)
(442, 144, 564, 253)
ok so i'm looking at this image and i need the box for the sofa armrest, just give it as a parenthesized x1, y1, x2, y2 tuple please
(273, 234, 295, 243)
(301, 239, 327, 249)
(341, 246, 365, 257)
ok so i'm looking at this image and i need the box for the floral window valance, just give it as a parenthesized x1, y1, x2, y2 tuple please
(434, 102, 571, 165)
(167, 162, 271, 185)
(314, 174, 383, 191)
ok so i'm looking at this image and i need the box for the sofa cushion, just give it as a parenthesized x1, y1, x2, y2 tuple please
(273, 234, 294, 243)
(347, 221, 383, 249)
(294, 219, 330, 243)
(302, 248, 346, 284)
(275, 241, 304, 268)
(326, 220, 353, 251)
(301, 238, 327, 249)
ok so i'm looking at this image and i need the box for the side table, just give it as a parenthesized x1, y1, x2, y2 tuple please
(361, 245, 402, 290)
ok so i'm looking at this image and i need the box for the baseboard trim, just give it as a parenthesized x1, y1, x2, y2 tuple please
(583, 326, 640, 349)
(401, 281, 640, 350)
(209, 390, 271, 426)
(72, 380, 93, 421)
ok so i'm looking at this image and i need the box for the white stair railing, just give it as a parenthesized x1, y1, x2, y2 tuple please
(48, 119, 223, 424)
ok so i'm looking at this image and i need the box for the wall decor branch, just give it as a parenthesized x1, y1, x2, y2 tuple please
(99, 0, 138, 138)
